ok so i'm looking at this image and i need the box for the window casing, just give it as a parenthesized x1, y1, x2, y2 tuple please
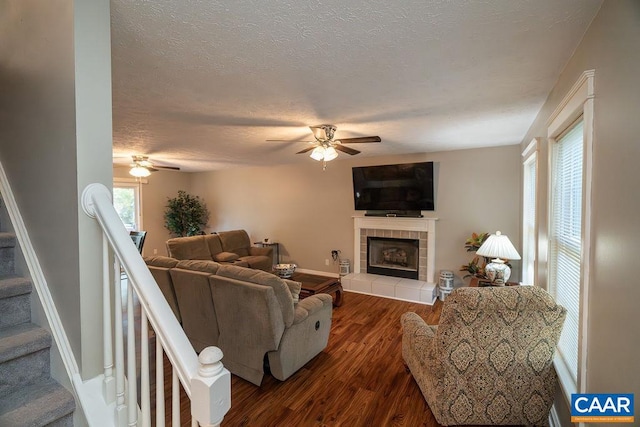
(521, 139, 538, 286)
(546, 70, 594, 399)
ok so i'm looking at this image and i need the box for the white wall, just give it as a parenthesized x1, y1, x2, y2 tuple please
(0, 0, 112, 386)
(520, 0, 640, 421)
(190, 145, 521, 283)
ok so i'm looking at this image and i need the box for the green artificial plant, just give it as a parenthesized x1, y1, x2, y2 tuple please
(164, 190, 210, 237)
(459, 232, 490, 279)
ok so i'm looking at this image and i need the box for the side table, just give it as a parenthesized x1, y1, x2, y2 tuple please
(290, 271, 344, 307)
(469, 277, 519, 287)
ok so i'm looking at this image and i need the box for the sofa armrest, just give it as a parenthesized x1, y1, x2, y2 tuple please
(401, 312, 440, 374)
(293, 294, 333, 324)
(249, 246, 273, 257)
(401, 312, 436, 339)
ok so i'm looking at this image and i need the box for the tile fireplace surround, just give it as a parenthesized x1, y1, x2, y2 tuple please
(341, 216, 438, 305)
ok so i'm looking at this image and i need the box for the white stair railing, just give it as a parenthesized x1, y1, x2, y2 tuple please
(82, 183, 230, 427)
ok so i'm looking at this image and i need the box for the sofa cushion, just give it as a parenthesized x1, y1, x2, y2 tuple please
(213, 251, 240, 262)
(176, 259, 221, 274)
(205, 234, 224, 257)
(216, 264, 295, 327)
(218, 230, 251, 257)
(143, 255, 179, 268)
(282, 279, 301, 304)
(166, 235, 212, 260)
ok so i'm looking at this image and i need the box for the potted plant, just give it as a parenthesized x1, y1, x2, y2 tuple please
(164, 190, 210, 237)
(459, 232, 490, 280)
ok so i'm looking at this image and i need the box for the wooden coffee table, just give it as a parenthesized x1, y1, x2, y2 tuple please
(290, 272, 343, 307)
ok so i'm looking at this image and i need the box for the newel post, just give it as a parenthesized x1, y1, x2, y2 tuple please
(191, 347, 231, 427)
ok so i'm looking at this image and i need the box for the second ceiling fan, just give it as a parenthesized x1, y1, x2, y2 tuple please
(129, 155, 180, 177)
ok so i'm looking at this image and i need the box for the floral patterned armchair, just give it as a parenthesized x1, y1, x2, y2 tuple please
(401, 286, 566, 426)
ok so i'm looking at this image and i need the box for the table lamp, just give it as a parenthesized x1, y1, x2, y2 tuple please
(475, 231, 521, 285)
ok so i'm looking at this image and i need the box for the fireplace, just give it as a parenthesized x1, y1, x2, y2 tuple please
(367, 236, 419, 280)
(353, 216, 436, 283)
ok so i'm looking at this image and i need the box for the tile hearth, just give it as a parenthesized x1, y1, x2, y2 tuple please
(341, 273, 437, 305)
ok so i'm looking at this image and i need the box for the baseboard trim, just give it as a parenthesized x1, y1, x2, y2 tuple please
(549, 403, 561, 427)
(0, 162, 83, 412)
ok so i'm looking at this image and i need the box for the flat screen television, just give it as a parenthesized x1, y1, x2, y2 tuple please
(352, 161, 435, 213)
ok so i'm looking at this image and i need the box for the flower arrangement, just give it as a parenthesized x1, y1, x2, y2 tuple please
(459, 232, 490, 279)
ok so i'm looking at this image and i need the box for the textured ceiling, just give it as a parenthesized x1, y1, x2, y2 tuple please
(111, 0, 602, 171)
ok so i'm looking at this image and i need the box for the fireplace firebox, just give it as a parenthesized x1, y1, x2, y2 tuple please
(367, 236, 419, 280)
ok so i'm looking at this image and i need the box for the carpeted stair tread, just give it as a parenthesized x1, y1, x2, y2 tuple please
(0, 276, 32, 299)
(0, 378, 75, 427)
(0, 323, 51, 364)
(0, 232, 16, 248)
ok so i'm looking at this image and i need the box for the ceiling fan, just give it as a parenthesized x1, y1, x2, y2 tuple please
(129, 155, 180, 177)
(270, 124, 381, 170)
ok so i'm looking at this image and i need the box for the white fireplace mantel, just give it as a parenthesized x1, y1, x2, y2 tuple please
(353, 216, 438, 283)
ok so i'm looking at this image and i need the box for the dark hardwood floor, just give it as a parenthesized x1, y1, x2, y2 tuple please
(222, 292, 441, 427)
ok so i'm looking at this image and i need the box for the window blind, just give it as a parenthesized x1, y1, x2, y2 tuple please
(549, 119, 584, 387)
(522, 154, 536, 285)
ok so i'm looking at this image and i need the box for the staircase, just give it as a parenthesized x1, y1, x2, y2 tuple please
(0, 217, 75, 425)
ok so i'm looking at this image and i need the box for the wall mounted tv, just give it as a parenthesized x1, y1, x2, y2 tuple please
(352, 161, 435, 214)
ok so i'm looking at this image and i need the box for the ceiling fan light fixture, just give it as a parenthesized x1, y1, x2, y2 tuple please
(310, 146, 326, 161)
(129, 165, 151, 177)
(324, 146, 338, 161)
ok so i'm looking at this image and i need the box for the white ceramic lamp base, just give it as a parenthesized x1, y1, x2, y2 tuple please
(485, 258, 511, 286)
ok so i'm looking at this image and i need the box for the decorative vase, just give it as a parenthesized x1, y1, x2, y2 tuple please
(484, 258, 511, 286)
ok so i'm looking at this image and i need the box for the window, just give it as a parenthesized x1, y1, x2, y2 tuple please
(113, 180, 142, 231)
(546, 70, 594, 398)
(521, 139, 538, 286)
(549, 119, 583, 386)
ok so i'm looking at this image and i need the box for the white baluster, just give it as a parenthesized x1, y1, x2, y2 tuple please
(127, 281, 138, 426)
(140, 308, 150, 427)
(156, 340, 165, 426)
(103, 235, 115, 403)
(172, 368, 180, 427)
(115, 258, 127, 425)
(190, 347, 231, 427)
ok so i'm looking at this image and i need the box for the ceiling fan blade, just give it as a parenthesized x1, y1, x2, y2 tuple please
(334, 144, 361, 155)
(147, 167, 159, 172)
(154, 165, 181, 171)
(266, 140, 314, 143)
(336, 136, 381, 144)
(296, 146, 316, 154)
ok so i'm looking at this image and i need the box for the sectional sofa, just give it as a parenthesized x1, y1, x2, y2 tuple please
(166, 229, 273, 271)
(144, 255, 333, 386)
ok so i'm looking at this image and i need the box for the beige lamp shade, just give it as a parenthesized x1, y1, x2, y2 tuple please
(476, 231, 521, 260)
